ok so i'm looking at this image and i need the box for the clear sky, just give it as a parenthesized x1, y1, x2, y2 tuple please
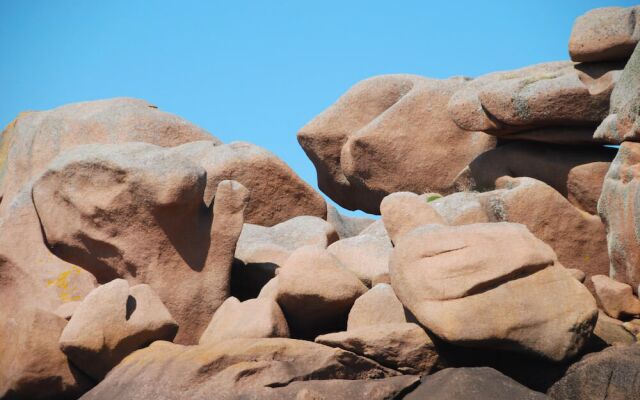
(0, 0, 635, 217)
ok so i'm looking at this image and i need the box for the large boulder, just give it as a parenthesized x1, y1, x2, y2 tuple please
(80, 338, 409, 400)
(404, 367, 551, 400)
(298, 74, 495, 213)
(0, 98, 218, 212)
(327, 234, 392, 286)
(569, 6, 640, 62)
(347, 283, 408, 330)
(447, 61, 623, 137)
(594, 43, 640, 143)
(380, 192, 447, 244)
(275, 246, 367, 338)
(390, 222, 598, 362)
(548, 344, 640, 400)
(592, 275, 640, 319)
(457, 141, 616, 214)
(198, 297, 289, 345)
(170, 141, 326, 226)
(32, 143, 249, 344)
(59, 279, 178, 381)
(598, 142, 640, 291)
(315, 323, 439, 374)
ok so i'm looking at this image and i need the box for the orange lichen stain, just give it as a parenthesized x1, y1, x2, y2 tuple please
(46, 265, 83, 302)
(583, 255, 591, 262)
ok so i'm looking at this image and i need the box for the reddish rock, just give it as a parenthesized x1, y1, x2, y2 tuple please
(592, 275, 640, 319)
(347, 283, 407, 330)
(380, 192, 447, 244)
(298, 74, 495, 213)
(569, 6, 640, 62)
(327, 234, 392, 286)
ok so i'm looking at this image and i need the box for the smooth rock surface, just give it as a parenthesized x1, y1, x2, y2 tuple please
(327, 234, 392, 286)
(592, 274, 640, 319)
(347, 283, 407, 330)
(380, 192, 447, 243)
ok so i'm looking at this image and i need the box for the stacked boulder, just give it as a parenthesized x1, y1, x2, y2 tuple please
(3, 5, 640, 400)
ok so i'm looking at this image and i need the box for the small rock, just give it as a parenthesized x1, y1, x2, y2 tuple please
(592, 274, 640, 319)
(380, 192, 447, 244)
(347, 283, 407, 330)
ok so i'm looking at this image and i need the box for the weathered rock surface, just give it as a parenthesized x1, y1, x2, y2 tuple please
(326, 204, 375, 239)
(589, 312, 636, 349)
(0, 98, 218, 213)
(548, 344, 640, 400)
(404, 367, 551, 400)
(599, 142, 640, 291)
(199, 297, 289, 345)
(390, 223, 598, 361)
(32, 143, 249, 344)
(569, 6, 640, 62)
(327, 234, 392, 286)
(594, 42, 640, 142)
(347, 283, 407, 330)
(80, 338, 405, 400)
(380, 192, 446, 243)
(316, 323, 439, 374)
(170, 141, 326, 226)
(298, 74, 495, 213)
(448, 61, 623, 136)
(59, 279, 178, 381)
(458, 142, 616, 214)
(276, 246, 367, 338)
(592, 274, 640, 319)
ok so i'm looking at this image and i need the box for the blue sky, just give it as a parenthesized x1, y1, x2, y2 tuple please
(0, 0, 635, 217)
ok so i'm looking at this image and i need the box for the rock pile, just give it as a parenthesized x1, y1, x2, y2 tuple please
(2, 5, 640, 400)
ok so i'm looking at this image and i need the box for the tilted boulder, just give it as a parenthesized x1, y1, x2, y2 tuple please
(275, 246, 367, 338)
(59, 279, 178, 381)
(598, 142, 640, 291)
(594, 42, 640, 143)
(569, 6, 640, 62)
(170, 141, 326, 226)
(347, 283, 408, 330)
(447, 61, 623, 137)
(548, 344, 640, 400)
(405, 367, 551, 400)
(80, 338, 407, 400)
(316, 323, 439, 374)
(592, 274, 640, 319)
(390, 222, 598, 362)
(32, 143, 249, 344)
(327, 234, 392, 286)
(298, 74, 495, 213)
(0, 97, 218, 212)
(199, 297, 289, 345)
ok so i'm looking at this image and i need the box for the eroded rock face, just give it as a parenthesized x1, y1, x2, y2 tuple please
(447, 61, 623, 136)
(32, 143, 249, 344)
(594, 43, 640, 143)
(298, 74, 495, 213)
(275, 246, 367, 338)
(599, 142, 640, 292)
(80, 338, 405, 400)
(59, 279, 178, 381)
(0, 98, 218, 213)
(405, 367, 551, 400)
(390, 223, 598, 362)
(569, 6, 640, 62)
(170, 141, 326, 226)
(199, 297, 289, 345)
(548, 344, 640, 400)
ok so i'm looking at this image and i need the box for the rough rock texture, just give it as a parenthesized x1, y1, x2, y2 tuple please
(327, 234, 392, 286)
(589, 312, 637, 349)
(548, 344, 640, 400)
(199, 297, 289, 345)
(0, 98, 218, 213)
(80, 338, 405, 400)
(448, 61, 623, 136)
(569, 6, 640, 62)
(326, 204, 375, 239)
(276, 246, 367, 338)
(457, 142, 616, 214)
(380, 192, 446, 243)
(594, 42, 640, 142)
(32, 143, 249, 344)
(599, 142, 640, 291)
(390, 223, 598, 362)
(404, 367, 551, 400)
(170, 141, 326, 226)
(316, 323, 439, 374)
(347, 283, 407, 330)
(298, 74, 495, 213)
(59, 279, 178, 381)
(592, 275, 640, 319)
